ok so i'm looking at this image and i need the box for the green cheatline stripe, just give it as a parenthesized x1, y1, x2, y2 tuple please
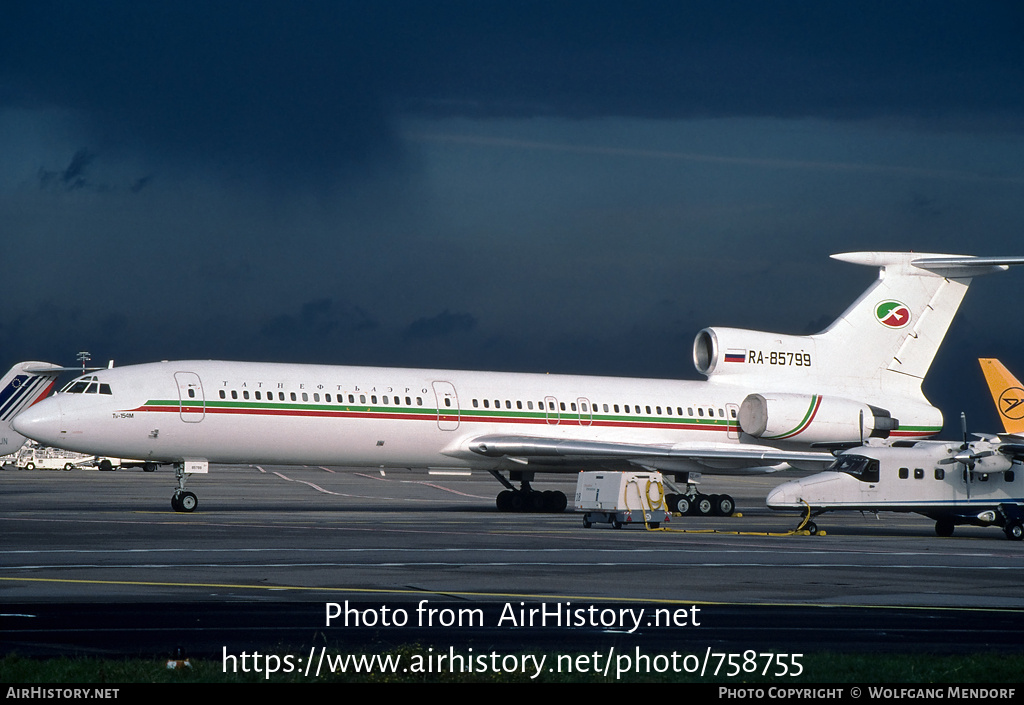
(763, 395, 819, 440)
(143, 399, 735, 429)
(143, 398, 941, 438)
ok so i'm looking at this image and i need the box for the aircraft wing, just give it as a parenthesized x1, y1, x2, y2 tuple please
(460, 434, 834, 472)
(997, 443, 1024, 461)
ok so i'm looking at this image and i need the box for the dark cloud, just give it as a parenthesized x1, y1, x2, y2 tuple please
(38, 148, 96, 191)
(404, 310, 477, 340)
(260, 299, 379, 344)
(2, 2, 402, 186)
(4, 2, 1022, 193)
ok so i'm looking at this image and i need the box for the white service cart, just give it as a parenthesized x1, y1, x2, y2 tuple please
(575, 470, 668, 528)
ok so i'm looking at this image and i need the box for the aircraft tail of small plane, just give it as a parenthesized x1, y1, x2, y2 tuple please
(694, 253, 1024, 442)
(979, 358, 1024, 435)
(0, 362, 63, 455)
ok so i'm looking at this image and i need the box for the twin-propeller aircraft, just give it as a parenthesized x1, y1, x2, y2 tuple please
(767, 359, 1024, 540)
(8, 252, 1024, 514)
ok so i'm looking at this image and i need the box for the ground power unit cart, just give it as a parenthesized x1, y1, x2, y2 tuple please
(575, 471, 668, 529)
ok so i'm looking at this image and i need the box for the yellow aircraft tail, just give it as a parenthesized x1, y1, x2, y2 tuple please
(979, 358, 1024, 435)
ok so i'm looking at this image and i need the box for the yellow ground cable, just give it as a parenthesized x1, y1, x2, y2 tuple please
(603, 476, 821, 537)
(641, 497, 824, 537)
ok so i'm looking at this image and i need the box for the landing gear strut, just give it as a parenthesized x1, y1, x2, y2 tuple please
(170, 463, 198, 513)
(491, 470, 567, 513)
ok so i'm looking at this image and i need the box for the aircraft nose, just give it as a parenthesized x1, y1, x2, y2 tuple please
(766, 482, 798, 509)
(12, 396, 63, 445)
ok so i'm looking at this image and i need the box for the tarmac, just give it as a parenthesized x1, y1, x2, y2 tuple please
(2, 463, 1023, 658)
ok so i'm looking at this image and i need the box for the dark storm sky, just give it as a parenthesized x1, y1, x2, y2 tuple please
(2, 1, 1023, 432)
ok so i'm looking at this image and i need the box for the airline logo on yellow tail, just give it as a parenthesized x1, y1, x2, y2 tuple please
(998, 387, 1024, 420)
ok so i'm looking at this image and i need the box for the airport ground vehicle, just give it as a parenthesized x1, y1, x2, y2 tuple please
(576, 470, 668, 528)
(13, 442, 94, 470)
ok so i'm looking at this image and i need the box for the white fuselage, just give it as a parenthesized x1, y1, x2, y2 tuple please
(767, 443, 1024, 519)
(10, 359, 934, 474)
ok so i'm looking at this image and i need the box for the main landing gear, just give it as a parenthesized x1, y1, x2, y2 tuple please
(491, 471, 568, 513)
(665, 489, 735, 517)
(663, 473, 736, 517)
(170, 463, 198, 513)
(934, 505, 1024, 541)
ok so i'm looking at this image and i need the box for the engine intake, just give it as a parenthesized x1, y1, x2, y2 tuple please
(694, 327, 817, 378)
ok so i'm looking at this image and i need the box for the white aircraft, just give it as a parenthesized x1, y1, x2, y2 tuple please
(11, 252, 1024, 513)
(0, 361, 63, 456)
(766, 359, 1024, 540)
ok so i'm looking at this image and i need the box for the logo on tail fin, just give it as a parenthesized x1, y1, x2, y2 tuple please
(999, 387, 1024, 420)
(875, 300, 911, 329)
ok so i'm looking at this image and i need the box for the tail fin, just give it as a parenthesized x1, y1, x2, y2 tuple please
(979, 358, 1024, 435)
(700, 253, 1024, 400)
(0, 362, 62, 455)
(817, 253, 1024, 398)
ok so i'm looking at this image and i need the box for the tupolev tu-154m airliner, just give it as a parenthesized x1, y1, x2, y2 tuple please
(11, 252, 1024, 514)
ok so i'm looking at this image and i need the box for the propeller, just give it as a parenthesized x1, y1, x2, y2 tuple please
(937, 413, 1014, 493)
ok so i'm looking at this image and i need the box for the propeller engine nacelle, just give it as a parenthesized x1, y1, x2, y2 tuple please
(942, 441, 1016, 475)
(738, 393, 898, 444)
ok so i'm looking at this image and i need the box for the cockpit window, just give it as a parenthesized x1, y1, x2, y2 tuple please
(59, 375, 113, 395)
(828, 454, 880, 483)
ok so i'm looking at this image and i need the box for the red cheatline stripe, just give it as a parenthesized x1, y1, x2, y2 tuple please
(129, 404, 738, 433)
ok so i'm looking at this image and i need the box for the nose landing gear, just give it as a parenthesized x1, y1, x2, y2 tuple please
(170, 462, 199, 513)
